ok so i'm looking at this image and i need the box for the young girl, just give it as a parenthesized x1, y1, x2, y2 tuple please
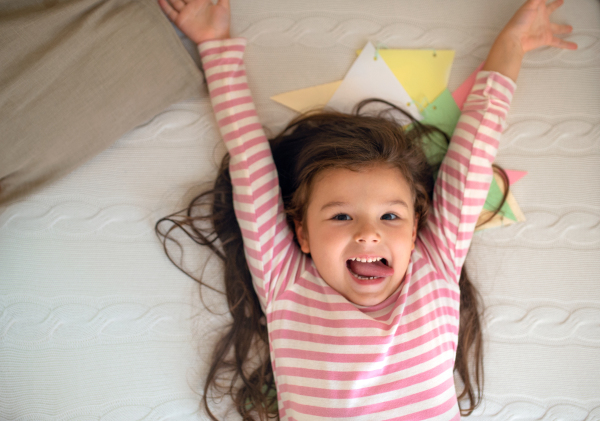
(157, 0, 577, 419)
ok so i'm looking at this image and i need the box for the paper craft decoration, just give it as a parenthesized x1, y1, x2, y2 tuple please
(272, 47, 454, 115)
(476, 171, 526, 231)
(269, 45, 525, 232)
(270, 81, 342, 113)
(504, 169, 527, 186)
(452, 62, 485, 110)
(327, 41, 422, 124)
(358, 48, 455, 110)
(411, 88, 526, 231)
(420, 89, 462, 136)
(416, 89, 461, 167)
(484, 177, 517, 221)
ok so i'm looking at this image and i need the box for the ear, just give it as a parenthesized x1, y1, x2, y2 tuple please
(412, 216, 418, 244)
(294, 220, 311, 254)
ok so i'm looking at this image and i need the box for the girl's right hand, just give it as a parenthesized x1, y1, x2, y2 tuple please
(158, 0, 230, 44)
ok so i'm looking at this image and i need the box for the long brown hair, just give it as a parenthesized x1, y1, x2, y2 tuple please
(156, 99, 509, 419)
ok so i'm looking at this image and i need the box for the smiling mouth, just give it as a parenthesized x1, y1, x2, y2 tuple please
(346, 258, 394, 280)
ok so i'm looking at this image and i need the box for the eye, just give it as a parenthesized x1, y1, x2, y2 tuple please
(332, 213, 351, 221)
(381, 213, 398, 220)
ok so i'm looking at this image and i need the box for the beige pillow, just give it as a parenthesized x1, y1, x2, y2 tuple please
(0, 0, 203, 204)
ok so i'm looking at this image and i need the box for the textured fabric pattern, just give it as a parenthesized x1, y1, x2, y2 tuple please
(199, 37, 515, 420)
(0, 0, 202, 204)
(1, 1, 598, 420)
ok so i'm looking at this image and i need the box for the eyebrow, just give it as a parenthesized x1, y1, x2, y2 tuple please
(320, 201, 346, 211)
(386, 200, 410, 209)
(320, 200, 409, 211)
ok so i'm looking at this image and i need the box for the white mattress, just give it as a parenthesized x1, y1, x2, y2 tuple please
(1, 0, 599, 419)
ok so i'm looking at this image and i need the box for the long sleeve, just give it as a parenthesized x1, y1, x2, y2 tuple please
(198, 38, 295, 312)
(197, 41, 516, 420)
(421, 71, 517, 281)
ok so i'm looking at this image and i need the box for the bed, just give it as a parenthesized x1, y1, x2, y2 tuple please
(1, 0, 599, 419)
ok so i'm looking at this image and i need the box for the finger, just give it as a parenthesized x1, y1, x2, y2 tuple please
(158, 0, 179, 21)
(546, 0, 564, 14)
(184, 0, 212, 16)
(550, 36, 578, 50)
(170, 0, 187, 12)
(524, 0, 546, 10)
(551, 22, 573, 35)
(217, 0, 230, 9)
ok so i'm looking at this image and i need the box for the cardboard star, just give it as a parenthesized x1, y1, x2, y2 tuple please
(270, 81, 342, 113)
(357, 48, 455, 111)
(270, 48, 526, 231)
(327, 42, 422, 124)
(271, 46, 454, 114)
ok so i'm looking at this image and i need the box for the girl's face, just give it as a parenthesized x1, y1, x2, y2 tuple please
(295, 165, 417, 307)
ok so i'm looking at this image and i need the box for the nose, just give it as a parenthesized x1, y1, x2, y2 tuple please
(353, 222, 380, 244)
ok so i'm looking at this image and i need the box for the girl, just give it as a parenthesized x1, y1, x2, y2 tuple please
(157, 0, 577, 419)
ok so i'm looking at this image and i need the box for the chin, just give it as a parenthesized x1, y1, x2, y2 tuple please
(349, 293, 387, 307)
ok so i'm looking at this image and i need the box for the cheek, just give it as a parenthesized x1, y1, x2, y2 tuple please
(308, 224, 347, 260)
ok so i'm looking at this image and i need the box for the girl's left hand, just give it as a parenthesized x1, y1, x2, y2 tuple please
(483, 0, 577, 81)
(158, 0, 230, 44)
(502, 0, 578, 53)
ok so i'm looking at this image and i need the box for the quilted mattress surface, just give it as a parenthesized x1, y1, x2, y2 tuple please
(1, 0, 599, 419)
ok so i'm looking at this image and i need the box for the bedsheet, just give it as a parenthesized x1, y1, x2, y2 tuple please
(1, 0, 599, 419)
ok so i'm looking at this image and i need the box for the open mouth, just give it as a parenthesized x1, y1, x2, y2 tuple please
(346, 257, 394, 280)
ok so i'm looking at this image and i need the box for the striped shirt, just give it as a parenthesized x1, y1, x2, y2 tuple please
(198, 38, 516, 420)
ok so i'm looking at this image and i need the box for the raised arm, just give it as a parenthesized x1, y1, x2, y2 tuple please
(201, 39, 297, 312)
(159, 0, 295, 311)
(422, 71, 515, 281)
(422, 0, 577, 280)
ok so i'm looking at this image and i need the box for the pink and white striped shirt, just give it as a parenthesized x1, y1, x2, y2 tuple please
(198, 38, 516, 420)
